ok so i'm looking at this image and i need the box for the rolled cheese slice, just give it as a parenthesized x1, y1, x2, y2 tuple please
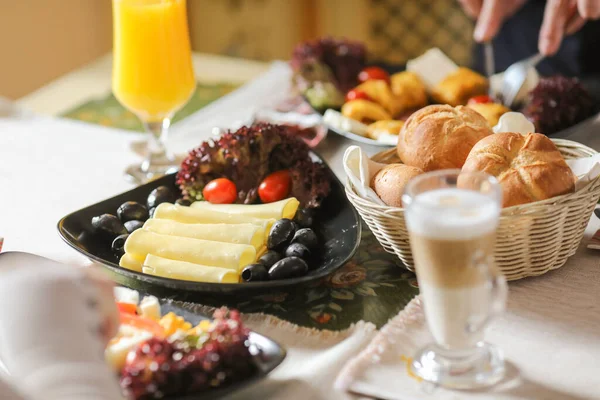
(119, 253, 144, 272)
(143, 219, 265, 250)
(154, 203, 274, 231)
(124, 229, 256, 271)
(190, 198, 299, 220)
(142, 255, 239, 283)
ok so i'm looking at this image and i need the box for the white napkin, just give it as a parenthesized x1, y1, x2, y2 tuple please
(336, 272, 600, 400)
(342, 146, 386, 205)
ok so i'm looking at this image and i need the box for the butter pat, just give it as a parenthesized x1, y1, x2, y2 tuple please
(406, 48, 459, 89)
(323, 109, 369, 137)
(493, 112, 535, 135)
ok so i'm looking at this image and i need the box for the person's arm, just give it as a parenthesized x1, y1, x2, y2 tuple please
(0, 254, 122, 400)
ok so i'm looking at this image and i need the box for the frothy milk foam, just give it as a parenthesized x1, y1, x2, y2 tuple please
(406, 188, 500, 349)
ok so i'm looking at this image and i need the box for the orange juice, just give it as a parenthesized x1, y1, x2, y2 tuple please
(112, 0, 195, 121)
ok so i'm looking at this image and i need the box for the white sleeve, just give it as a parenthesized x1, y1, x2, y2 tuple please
(0, 376, 27, 400)
(0, 253, 123, 400)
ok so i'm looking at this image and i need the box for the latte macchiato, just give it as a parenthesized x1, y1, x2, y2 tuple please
(405, 188, 500, 349)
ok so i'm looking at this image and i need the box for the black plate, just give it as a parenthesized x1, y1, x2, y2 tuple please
(0, 251, 286, 400)
(57, 154, 361, 294)
(159, 302, 286, 399)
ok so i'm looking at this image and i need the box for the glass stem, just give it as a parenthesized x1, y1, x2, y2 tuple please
(141, 117, 173, 173)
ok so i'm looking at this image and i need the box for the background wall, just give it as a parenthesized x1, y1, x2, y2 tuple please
(0, 0, 473, 100)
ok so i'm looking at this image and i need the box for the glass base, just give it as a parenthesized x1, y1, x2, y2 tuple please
(411, 342, 505, 389)
(125, 162, 179, 184)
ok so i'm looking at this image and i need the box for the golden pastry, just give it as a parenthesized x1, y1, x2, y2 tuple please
(431, 67, 489, 106)
(467, 102, 510, 127)
(366, 120, 404, 140)
(354, 80, 405, 117)
(390, 71, 428, 111)
(341, 99, 392, 124)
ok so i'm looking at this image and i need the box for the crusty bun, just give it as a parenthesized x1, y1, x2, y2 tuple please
(397, 104, 492, 171)
(371, 164, 423, 207)
(462, 132, 576, 207)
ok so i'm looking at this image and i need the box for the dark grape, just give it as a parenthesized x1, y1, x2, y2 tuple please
(175, 198, 192, 206)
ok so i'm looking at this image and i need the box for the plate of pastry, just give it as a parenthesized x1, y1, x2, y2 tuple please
(57, 123, 361, 294)
(291, 38, 597, 147)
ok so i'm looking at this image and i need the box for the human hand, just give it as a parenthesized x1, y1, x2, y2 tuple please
(0, 253, 121, 400)
(539, 0, 600, 55)
(458, 0, 529, 42)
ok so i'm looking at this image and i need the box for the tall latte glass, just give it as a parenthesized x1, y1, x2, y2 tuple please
(403, 170, 507, 389)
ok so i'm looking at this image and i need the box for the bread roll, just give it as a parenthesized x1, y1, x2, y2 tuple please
(397, 104, 492, 171)
(366, 120, 404, 140)
(462, 132, 576, 207)
(371, 164, 423, 207)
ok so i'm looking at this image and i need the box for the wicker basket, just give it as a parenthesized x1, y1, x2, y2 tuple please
(346, 139, 600, 281)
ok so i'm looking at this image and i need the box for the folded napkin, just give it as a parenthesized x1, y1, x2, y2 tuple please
(336, 267, 600, 400)
(342, 146, 386, 205)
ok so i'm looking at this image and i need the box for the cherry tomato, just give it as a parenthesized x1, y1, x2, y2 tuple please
(345, 89, 372, 102)
(203, 178, 237, 204)
(358, 67, 390, 84)
(116, 302, 137, 315)
(119, 312, 165, 338)
(258, 170, 291, 203)
(468, 95, 493, 105)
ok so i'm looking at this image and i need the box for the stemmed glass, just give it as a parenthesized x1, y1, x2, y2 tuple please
(112, 0, 196, 183)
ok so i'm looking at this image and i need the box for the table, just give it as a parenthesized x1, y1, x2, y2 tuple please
(4, 53, 600, 399)
(9, 54, 420, 331)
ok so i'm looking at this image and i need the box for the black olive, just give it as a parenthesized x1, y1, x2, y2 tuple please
(117, 201, 149, 222)
(91, 214, 127, 240)
(259, 250, 282, 269)
(294, 208, 314, 229)
(124, 220, 144, 233)
(148, 207, 157, 218)
(175, 198, 192, 206)
(241, 263, 269, 282)
(268, 257, 308, 280)
(112, 234, 129, 256)
(147, 186, 176, 209)
(267, 219, 296, 251)
(285, 243, 311, 260)
(291, 228, 318, 251)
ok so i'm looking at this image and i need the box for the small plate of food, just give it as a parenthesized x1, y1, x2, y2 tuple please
(58, 123, 361, 294)
(109, 287, 285, 399)
(291, 39, 597, 146)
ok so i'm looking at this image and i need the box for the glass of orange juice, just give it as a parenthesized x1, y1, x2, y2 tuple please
(112, 0, 195, 182)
